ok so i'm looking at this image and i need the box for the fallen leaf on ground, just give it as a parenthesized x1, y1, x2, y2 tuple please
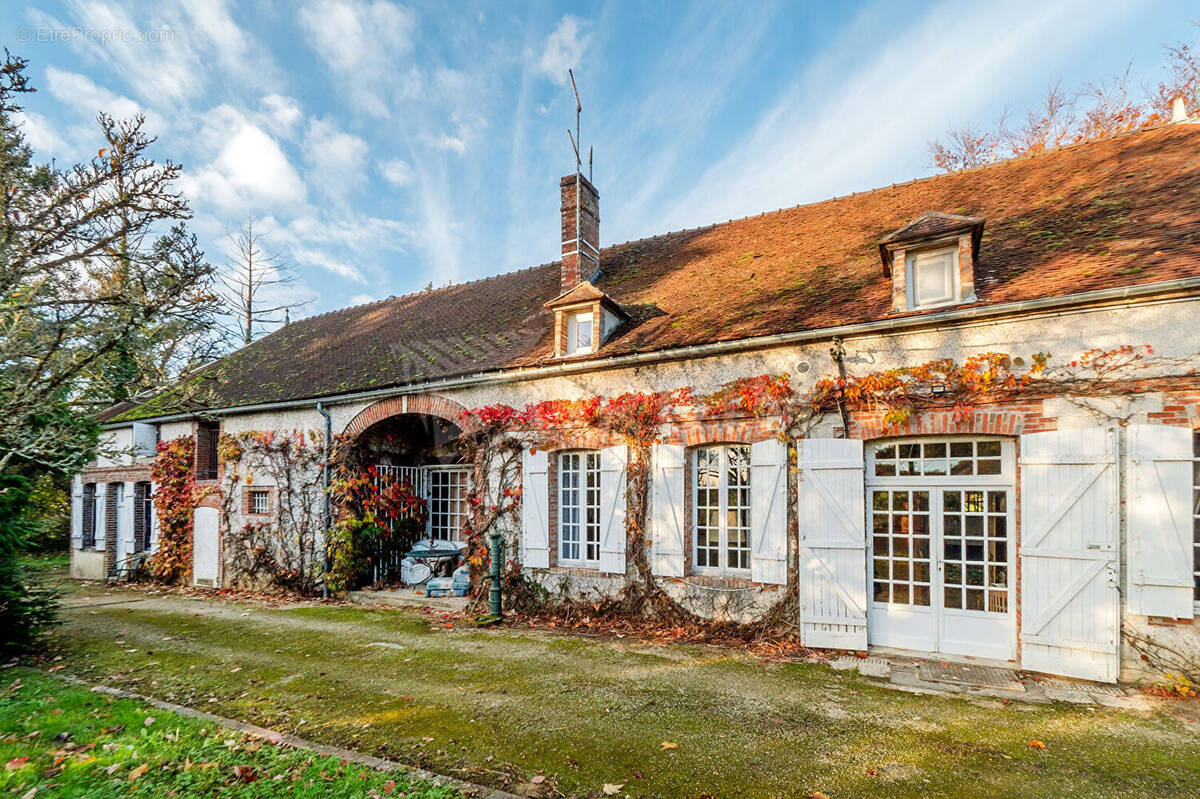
(104, 763, 121, 775)
(101, 725, 124, 735)
(129, 764, 149, 781)
(234, 765, 258, 783)
(530, 775, 546, 784)
(806, 793, 830, 799)
(602, 783, 624, 795)
(143, 717, 155, 726)
(6, 756, 29, 770)
(382, 779, 396, 795)
(1028, 740, 1047, 750)
(660, 741, 678, 750)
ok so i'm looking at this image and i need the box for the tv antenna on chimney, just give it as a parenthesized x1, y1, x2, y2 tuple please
(567, 69, 592, 183)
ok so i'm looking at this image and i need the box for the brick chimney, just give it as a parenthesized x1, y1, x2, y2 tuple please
(560, 173, 599, 291)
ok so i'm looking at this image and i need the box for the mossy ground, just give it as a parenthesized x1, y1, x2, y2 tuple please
(44, 579, 1200, 798)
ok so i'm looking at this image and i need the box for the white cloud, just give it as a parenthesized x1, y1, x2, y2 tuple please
(14, 111, 72, 159)
(535, 15, 589, 85)
(60, 0, 203, 103)
(297, 0, 418, 117)
(289, 246, 366, 282)
(259, 94, 304, 136)
(349, 293, 376, 304)
(44, 67, 151, 126)
(180, 106, 307, 214)
(430, 133, 467, 154)
(178, 0, 278, 90)
(379, 158, 415, 186)
(303, 116, 369, 198)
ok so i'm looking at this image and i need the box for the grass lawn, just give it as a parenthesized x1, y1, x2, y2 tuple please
(46, 580, 1200, 799)
(0, 668, 462, 798)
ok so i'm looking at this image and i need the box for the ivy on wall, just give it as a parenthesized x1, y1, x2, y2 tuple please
(147, 436, 210, 584)
(217, 430, 326, 594)
(456, 346, 1173, 628)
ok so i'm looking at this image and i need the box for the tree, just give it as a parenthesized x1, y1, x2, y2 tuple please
(929, 29, 1199, 172)
(0, 51, 221, 476)
(216, 216, 306, 346)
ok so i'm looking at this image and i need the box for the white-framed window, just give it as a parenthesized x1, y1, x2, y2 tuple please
(692, 444, 751, 574)
(1192, 431, 1199, 606)
(872, 439, 1005, 479)
(559, 451, 600, 564)
(248, 489, 270, 515)
(428, 467, 469, 541)
(907, 247, 959, 309)
(566, 311, 594, 355)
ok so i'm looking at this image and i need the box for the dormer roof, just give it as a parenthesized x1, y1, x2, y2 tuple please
(879, 211, 985, 275)
(543, 279, 628, 317)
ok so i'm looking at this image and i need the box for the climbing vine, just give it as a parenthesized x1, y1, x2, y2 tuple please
(458, 345, 1175, 630)
(147, 436, 211, 584)
(217, 429, 327, 594)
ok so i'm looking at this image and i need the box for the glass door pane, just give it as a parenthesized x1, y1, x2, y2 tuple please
(941, 489, 1009, 613)
(871, 489, 932, 606)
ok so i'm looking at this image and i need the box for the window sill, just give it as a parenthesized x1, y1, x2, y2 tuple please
(688, 568, 753, 582)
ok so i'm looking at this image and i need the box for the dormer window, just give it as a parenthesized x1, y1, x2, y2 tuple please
(544, 280, 629, 358)
(879, 212, 984, 314)
(567, 311, 594, 355)
(908, 247, 959, 308)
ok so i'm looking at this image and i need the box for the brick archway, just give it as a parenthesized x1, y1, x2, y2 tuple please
(343, 393, 471, 440)
(847, 404, 1055, 440)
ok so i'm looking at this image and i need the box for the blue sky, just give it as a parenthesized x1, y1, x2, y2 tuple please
(7, 0, 1197, 330)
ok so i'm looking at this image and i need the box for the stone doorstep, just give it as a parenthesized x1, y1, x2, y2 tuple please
(916, 661, 1026, 693)
(47, 672, 520, 799)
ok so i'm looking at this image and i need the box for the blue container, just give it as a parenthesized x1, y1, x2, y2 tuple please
(451, 565, 470, 596)
(425, 576, 454, 597)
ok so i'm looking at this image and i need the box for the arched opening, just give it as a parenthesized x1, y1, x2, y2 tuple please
(342, 411, 471, 590)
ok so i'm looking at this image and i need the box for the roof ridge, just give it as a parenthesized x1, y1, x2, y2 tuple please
(601, 121, 1193, 252)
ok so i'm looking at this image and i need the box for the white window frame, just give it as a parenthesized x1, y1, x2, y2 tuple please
(1192, 431, 1199, 611)
(565, 311, 594, 355)
(906, 246, 960, 310)
(558, 450, 601, 566)
(691, 444, 752, 576)
(248, 489, 270, 515)
(427, 466, 469, 541)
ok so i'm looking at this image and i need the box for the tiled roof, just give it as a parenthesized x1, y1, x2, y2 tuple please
(105, 123, 1200, 421)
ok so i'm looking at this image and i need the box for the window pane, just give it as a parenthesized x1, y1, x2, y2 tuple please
(913, 253, 954, 305)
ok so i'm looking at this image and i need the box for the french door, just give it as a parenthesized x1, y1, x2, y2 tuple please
(866, 439, 1016, 661)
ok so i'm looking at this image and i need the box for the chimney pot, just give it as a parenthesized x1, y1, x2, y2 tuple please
(560, 173, 599, 291)
(1171, 95, 1189, 123)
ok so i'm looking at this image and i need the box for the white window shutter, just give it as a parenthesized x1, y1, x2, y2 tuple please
(94, 483, 107, 549)
(750, 438, 787, 585)
(120, 481, 136, 552)
(1019, 428, 1120, 682)
(598, 445, 628, 575)
(650, 443, 686, 577)
(521, 448, 550, 568)
(70, 479, 83, 550)
(1126, 424, 1193, 618)
(148, 481, 160, 550)
(796, 438, 867, 649)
